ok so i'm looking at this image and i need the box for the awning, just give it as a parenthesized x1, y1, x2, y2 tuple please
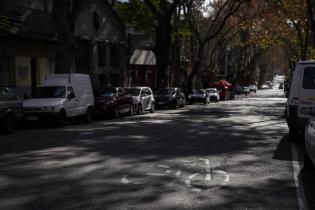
(130, 49, 156, 65)
(212, 79, 232, 90)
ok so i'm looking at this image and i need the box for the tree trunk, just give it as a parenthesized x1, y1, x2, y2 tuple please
(185, 42, 204, 96)
(306, 0, 315, 47)
(154, 21, 172, 88)
(52, 0, 81, 73)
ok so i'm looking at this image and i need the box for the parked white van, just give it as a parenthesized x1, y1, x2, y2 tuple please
(23, 74, 94, 126)
(286, 61, 315, 138)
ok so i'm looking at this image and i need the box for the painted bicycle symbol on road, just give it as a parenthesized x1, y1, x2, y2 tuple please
(121, 158, 229, 192)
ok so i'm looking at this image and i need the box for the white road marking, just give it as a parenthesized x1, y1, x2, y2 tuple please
(213, 170, 227, 175)
(205, 174, 211, 181)
(157, 164, 170, 169)
(121, 175, 131, 184)
(200, 158, 211, 181)
(199, 158, 210, 166)
(121, 175, 147, 185)
(188, 173, 200, 179)
(146, 173, 168, 176)
(183, 163, 196, 167)
(185, 173, 200, 190)
(212, 170, 230, 185)
(122, 159, 230, 192)
(223, 175, 229, 184)
(290, 143, 309, 210)
(180, 160, 191, 163)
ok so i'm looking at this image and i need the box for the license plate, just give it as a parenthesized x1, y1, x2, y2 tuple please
(158, 102, 164, 105)
(26, 116, 38, 121)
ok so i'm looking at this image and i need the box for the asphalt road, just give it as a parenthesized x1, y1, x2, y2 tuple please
(0, 88, 314, 210)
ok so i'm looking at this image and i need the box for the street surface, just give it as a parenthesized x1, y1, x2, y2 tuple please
(1, 88, 314, 210)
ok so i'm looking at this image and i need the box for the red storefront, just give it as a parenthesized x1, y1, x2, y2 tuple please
(211, 79, 233, 100)
(130, 49, 157, 89)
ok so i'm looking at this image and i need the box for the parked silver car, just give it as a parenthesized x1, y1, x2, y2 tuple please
(126, 87, 155, 114)
(304, 118, 315, 169)
(206, 88, 220, 102)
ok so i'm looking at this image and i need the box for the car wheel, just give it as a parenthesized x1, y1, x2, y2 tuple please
(114, 106, 120, 118)
(1, 115, 15, 134)
(137, 104, 143, 115)
(85, 108, 93, 123)
(150, 103, 155, 113)
(304, 152, 314, 169)
(56, 110, 66, 127)
(129, 104, 134, 117)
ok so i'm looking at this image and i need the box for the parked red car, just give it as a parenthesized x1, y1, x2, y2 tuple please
(94, 87, 133, 118)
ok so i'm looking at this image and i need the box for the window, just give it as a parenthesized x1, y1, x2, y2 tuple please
(145, 88, 151, 95)
(0, 88, 17, 101)
(95, 87, 116, 97)
(0, 57, 14, 87)
(126, 88, 140, 96)
(303, 67, 315, 89)
(67, 87, 75, 99)
(157, 88, 175, 95)
(110, 44, 120, 67)
(98, 43, 107, 67)
(141, 89, 147, 96)
(33, 86, 66, 98)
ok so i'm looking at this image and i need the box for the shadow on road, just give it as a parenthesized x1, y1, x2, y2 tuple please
(0, 91, 299, 210)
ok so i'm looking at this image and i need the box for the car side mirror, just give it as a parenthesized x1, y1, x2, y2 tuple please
(67, 93, 75, 100)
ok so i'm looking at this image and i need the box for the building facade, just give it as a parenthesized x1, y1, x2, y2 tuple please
(0, 0, 126, 97)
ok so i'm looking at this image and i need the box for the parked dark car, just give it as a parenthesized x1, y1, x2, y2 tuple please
(188, 89, 210, 104)
(155, 88, 185, 109)
(94, 87, 133, 118)
(0, 87, 23, 133)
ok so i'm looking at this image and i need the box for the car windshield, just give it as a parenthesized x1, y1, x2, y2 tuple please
(95, 88, 116, 97)
(157, 89, 175, 95)
(126, 88, 140, 96)
(0, 87, 15, 101)
(207, 89, 217, 93)
(193, 89, 205, 94)
(303, 67, 315, 89)
(32, 86, 65, 98)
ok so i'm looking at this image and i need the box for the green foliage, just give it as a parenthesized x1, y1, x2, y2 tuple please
(114, 0, 156, 33)
(172, 19, 191, 41)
